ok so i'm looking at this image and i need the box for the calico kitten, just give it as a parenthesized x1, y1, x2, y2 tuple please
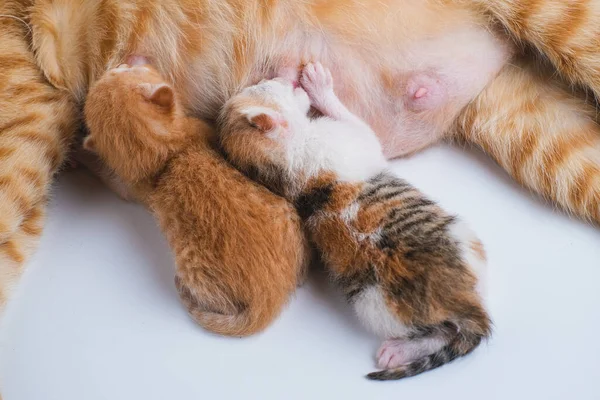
(219, 63, 490, 380)
(83, 63, 309, 337)
(3, 0, 600, 323)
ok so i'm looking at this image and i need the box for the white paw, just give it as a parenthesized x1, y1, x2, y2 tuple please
(301, 62, 333, 100)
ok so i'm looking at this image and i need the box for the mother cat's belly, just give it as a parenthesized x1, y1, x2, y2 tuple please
(181, 25, 511, 159)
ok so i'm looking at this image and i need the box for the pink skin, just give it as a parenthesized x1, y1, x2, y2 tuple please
(300, 62, 352, 122)
(377, 337, 447, 369)
(378, 340, 414, 369)
(126, 54, 150, 66)
(275, 65, 301, 88)
(405, 72, 448, 111)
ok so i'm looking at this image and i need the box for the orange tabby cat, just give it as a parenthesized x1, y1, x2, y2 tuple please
(0, 0, 77, 317)
(83, 63, 309, 336)
(1, 0, 600, 320)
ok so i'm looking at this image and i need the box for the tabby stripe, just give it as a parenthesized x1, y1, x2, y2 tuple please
(382, 208, 428, 232)
(0, 114, 45, 133)
(21, 214, 44, 236)
(569, 164, 599, 208)
(389, 213, 435, 236)
(421, 216, 454, 238)
(510, 128, 540, 184)
(11, 130, 58, 148)
(377, 187, 415, 203)
(383, 198, 437, 228)
(538, 134, 594, 196)
(18, 167, 47, 190)
(1, 240, 25, 264)
(0, 146, 16, 158)
(0, 174, 33, 210)
(358, 179, 412, 204)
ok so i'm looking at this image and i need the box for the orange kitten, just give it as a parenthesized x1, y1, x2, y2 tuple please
(2, 0, 600, 329)
(83, 63, 309, 336)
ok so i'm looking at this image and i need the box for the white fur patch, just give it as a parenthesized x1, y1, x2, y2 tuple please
(448, 219, 488, 298)
(353, 286, 410, 338)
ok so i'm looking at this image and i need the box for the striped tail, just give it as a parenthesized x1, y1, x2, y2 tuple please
(368, 308, 491, 381)
(473, 0, 600, 99)
(456, 60, 600, 225)
(174, 275, 282, 337)
(0, 1, 78, 319)
(367, 329, 486, 381)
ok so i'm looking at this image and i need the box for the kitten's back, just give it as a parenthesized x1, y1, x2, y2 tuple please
(150, 140, 309, 336)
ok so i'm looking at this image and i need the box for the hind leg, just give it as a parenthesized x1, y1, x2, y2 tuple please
(0, 204, 45, 314)
(0, 6, 78, 318)
(377, 337, 446, 369)
(475, 0, 600, 99)
(455, 60, 600, 225)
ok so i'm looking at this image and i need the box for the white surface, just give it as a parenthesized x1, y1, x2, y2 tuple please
(2, 144, 600, 400)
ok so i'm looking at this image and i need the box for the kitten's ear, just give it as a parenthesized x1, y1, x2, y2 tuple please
(242, 107, 282, 132)
(83, 136, 96, 152)
(139, 83, 175, 109)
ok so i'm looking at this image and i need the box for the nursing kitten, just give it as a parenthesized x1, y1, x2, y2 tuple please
(2, 0, 600, 323)
(25, 0, 600, 225)
(83, 63, 309, 337)
(219, 63, 490, 380)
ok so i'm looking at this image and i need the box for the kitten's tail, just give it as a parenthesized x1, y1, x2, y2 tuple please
(187, 308, 275, 338)
(367, 311, 491, 381)
(175, 276, 279, 337)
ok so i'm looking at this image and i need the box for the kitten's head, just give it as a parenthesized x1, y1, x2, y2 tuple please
(218, 78, 312, 197)
(84, 64, 193, 184)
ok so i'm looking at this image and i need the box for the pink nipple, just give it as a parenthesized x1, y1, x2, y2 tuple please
(414, 87, 428, 99)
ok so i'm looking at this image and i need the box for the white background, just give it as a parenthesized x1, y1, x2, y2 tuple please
(2, 144, 599, 400)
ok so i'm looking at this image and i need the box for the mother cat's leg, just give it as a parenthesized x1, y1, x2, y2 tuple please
(473, 0, 600, 99)
(0, 3, 78, 316)
(454, 61, 600, 224)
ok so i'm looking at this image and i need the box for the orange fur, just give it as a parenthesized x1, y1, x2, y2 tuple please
(0, 0, 77, 323)
(83, 64, 309, 336)
(474, 0, 600, 100)
(456, 60, 600, 223)
(22, 0, 599, 227)
(1, 0, 600, 336)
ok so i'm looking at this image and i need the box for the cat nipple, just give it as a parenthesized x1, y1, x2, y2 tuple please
(413, 87, 428, 99)
(405, 73, 447, 112)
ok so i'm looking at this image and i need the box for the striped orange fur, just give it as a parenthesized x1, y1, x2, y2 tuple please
(455, 60, 600, 223)
(475, 0, 600, 100)
(0, 204, 45, 312)
(0, 0, 77, 321)
(0, 0, 599, 341)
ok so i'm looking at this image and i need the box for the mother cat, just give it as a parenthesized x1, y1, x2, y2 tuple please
(1, 0, 599, 316)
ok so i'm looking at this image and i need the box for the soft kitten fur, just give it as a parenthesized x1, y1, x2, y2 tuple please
(2, 0, 600, 331)
(83, 63, 309, 337)
(219, 63, 491, 380)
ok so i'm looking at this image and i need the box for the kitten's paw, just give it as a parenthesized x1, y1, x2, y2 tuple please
(301, 62, 333, 100)
(376, 339, 417, 369)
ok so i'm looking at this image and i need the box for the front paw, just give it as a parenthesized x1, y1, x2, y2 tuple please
(301, 62, 334, 101)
